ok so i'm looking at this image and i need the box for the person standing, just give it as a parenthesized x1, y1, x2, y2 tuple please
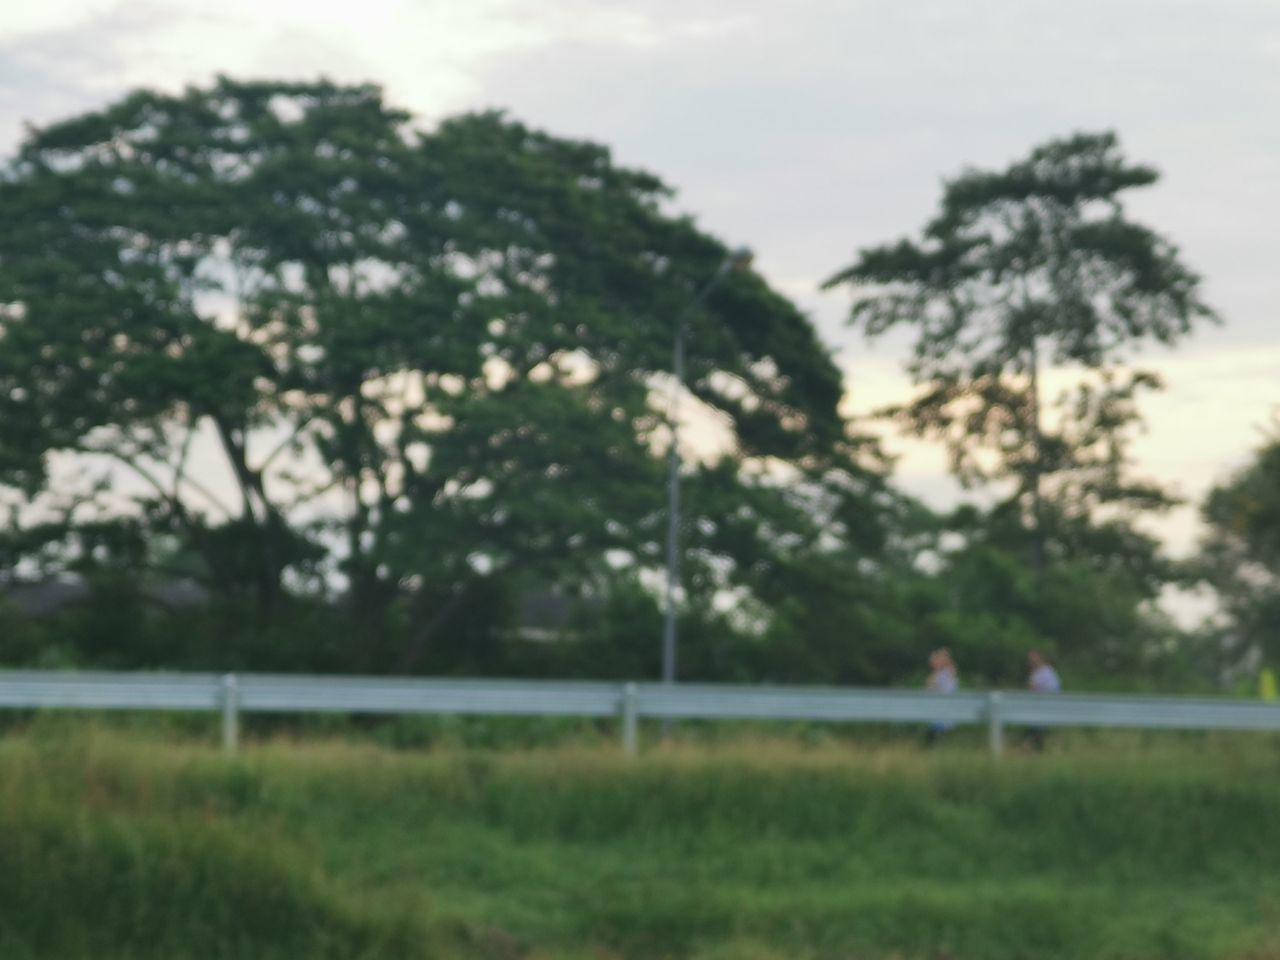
(924, 648, 958, 746)
(1260, 666, 1277, 702)
(1024, 650, 1061, 751)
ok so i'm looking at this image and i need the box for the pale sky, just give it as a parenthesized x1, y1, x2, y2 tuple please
(2, 0, 1278, 561)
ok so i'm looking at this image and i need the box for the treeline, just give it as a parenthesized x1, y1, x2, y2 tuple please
(0, 78, 1272, 689)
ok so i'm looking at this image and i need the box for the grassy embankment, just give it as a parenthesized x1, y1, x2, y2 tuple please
(1, 721, 1278, 960)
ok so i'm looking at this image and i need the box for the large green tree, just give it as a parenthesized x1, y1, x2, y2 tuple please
(1199, 423, 1280, 676)
(824, 132, 1215, 571)
(0, 78, 886, 671)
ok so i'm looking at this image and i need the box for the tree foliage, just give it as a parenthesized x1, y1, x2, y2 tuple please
(0, 92, 1229, 689)
(0, 78, 888, 671)
(824, 132, 1215, 567)
(1199, 422, 1280, 673)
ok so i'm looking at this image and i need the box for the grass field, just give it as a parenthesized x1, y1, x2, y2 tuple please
(1, 721, 1278, 959)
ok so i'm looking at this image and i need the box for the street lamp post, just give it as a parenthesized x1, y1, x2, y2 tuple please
(661, 247, 753, 698)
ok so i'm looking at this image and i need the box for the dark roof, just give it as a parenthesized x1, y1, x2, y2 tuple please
(519, 591, 577, 632)
(1, 578, 209, 617)
(3, 579, 89, 616)
(513, 590, 605, 641)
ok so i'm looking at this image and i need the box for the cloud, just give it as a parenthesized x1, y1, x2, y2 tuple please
(0, 1, 118, 37)
(1, 0, 667, 125)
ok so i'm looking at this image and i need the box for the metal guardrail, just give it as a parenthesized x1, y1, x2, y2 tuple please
(2, 670, 1279, 756)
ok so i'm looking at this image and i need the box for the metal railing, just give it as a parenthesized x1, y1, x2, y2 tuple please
(2, 669, 1279, 756)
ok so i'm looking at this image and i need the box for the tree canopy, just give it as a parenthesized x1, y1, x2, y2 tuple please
(0, 77, 890, 673)
(0, 90, 1237, 691)
(824, 131, 1215, 571)
(1198, 423, 1280, 675)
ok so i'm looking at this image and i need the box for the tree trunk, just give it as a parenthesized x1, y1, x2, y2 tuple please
(211, 415, 287, 621)
(397, 583, 470, 674)
(1026, 336, 1047, 574)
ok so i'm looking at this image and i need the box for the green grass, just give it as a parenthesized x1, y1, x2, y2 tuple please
(1, 724, 1279, 959)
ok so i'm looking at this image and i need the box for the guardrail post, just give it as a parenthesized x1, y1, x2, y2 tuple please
(986, 691, 1004, 759)
(620, 682, 639, 757)
(220, 673, 239, 756)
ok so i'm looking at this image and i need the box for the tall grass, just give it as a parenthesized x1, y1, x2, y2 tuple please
(1, 726, 1278, 958)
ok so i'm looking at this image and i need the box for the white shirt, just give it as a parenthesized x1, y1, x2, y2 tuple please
(1030, 664, 1061, 693)
(929, 666, 958, 694)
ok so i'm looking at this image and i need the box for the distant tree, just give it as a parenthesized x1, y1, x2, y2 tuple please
(1199, 422, 1280, 675)
(824, 132, 1216, 571)
(913, 499, 1185, 684)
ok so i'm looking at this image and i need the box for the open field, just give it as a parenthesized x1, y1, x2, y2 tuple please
(1, 722, 1279, 959)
